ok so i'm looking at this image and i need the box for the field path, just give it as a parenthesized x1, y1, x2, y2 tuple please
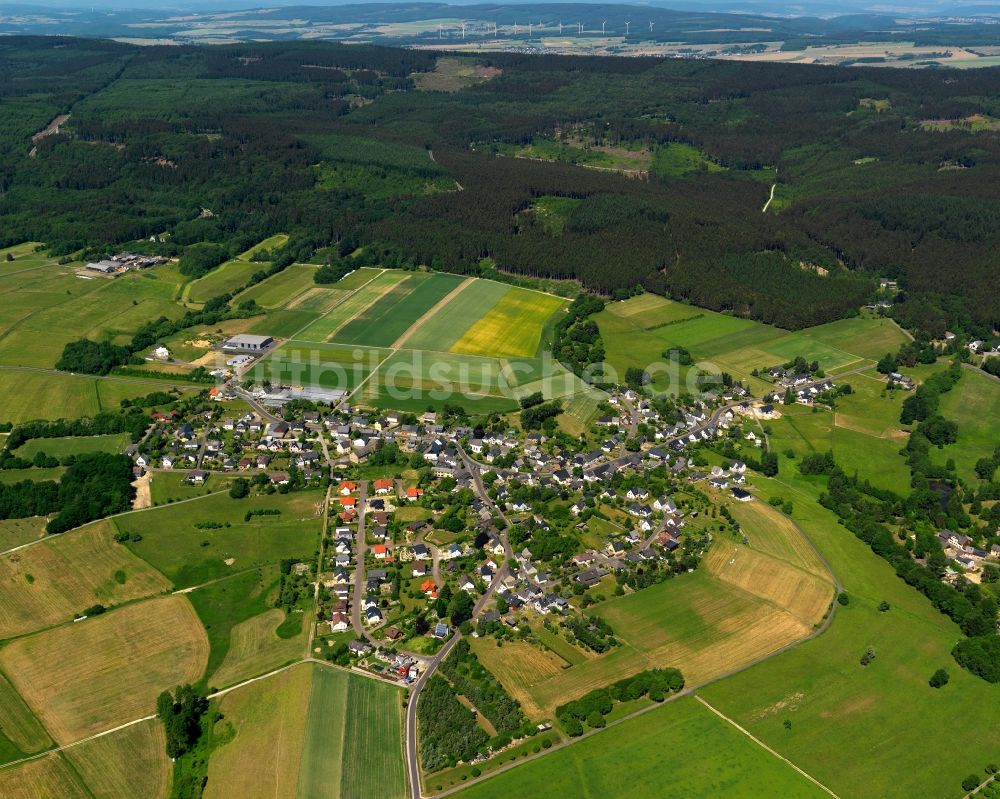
(391, 277, 474, 349)
(762, 181, 777, 213)
(694, 696, 842, 798)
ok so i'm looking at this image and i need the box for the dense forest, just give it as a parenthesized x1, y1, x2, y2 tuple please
(3, 37, 1000, 335)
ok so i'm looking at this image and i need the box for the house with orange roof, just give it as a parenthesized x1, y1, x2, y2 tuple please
(372, 544, 389, 560)
(338, 480, 357, 495)
(405, 487, 424, 502)
(421, 579, 437, 596)
(373, 479, 394, 494)
(340, 496, 357, 508)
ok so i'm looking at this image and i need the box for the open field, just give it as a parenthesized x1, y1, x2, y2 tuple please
(298, 664, 407, 799)
(797, 316, 910, 361)
(251, 341, 389, 392)
(187, 259, 262, 304)
(515, 569, 815, 719)
(1, 595, 208, 743)
(595, 295, 892, 392)
(187, 566, 280, 683)
(768, 401, 912, 496)
(0, 370, 195, 424)
(234, 263, 320, 309)
(699, 474, 1000, 799)
(335, 272, 465, 347)
(64, 718, 171, 799)
(296, 269, 404, 342)
(936, 368, 1000, 483)
(209, 608, 307, 689)
(119, 489, 323, 588)
(0, 520, 172, 639)
(205, 662, 312, 799)
(337, 670, 407, 798)
(0, 753, 92, 799)
(451, 288, 565, 359)
(15, 433, 130, 460)
(403, 279, 509, 352)
(0, 518, 47, 552)
(149, 471, 234, 505)
(0, 670, 52, 762)
(470, 640, 569, 719)
(0, 268, 184, 367)
(453, 695, 827, 799)
(491, 507, 833, 719)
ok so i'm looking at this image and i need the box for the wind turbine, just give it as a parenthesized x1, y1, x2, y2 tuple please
(649, 21, 655, 33)
(558, 19, 563, 34)
(514, 20, 518, 35)
(437, 23, 442, 39)
(528, 22, 532, 37)
(601, 20, 606, 35)
(624, 20, 631, 37)
(461, 22, 466, 39)
(577, 21, 583, 34)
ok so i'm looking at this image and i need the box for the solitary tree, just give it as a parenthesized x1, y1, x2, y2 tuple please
(929, 668, 950, 689)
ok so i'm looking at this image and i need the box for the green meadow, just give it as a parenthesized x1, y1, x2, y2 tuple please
(453, 695, 827, 799)
(699, 474, 1000, 799)
(117, 489, 323, 588)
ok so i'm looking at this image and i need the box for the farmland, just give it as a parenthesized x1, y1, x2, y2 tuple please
(698, 475, 1000, 799)
(301, 667, 407, 799)
(478, 500, 834, 721)
(595, 295, 908, 394)
(335, 272, 466, 347)
(234, 263, 321, 309)
(204, 663, 313, 799)
(252, 341, 389, 392)
(0, 671, 51, 762)
(0, 520, 172, 638)
(117, 489, 323, 588)
(0, 595, 208, 743)
(0, 754, 92, 799)
(935, 367, 1000, 483)
(203, 662, 406, 799)
(450, 288, 565, 359)
(64, 719, 171, 799)
(454, 695, 828, 799)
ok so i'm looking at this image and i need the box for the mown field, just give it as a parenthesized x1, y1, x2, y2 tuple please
(0, 595, 208, 743)
(0, 753, 93, 799)
(203, 662, 406, 799)
(453, 695, 827, 799)
(0, 670, 52, 764)
(0, 520, 172, 638)
(64, 719, 171, 799)
(118, 489, 323, 588)
(205, 663, 313, 799)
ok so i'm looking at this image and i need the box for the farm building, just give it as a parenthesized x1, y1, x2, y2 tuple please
(221, 334, 274, 352)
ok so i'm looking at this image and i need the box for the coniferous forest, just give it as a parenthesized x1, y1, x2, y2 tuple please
(3, 37, 1000, 335)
